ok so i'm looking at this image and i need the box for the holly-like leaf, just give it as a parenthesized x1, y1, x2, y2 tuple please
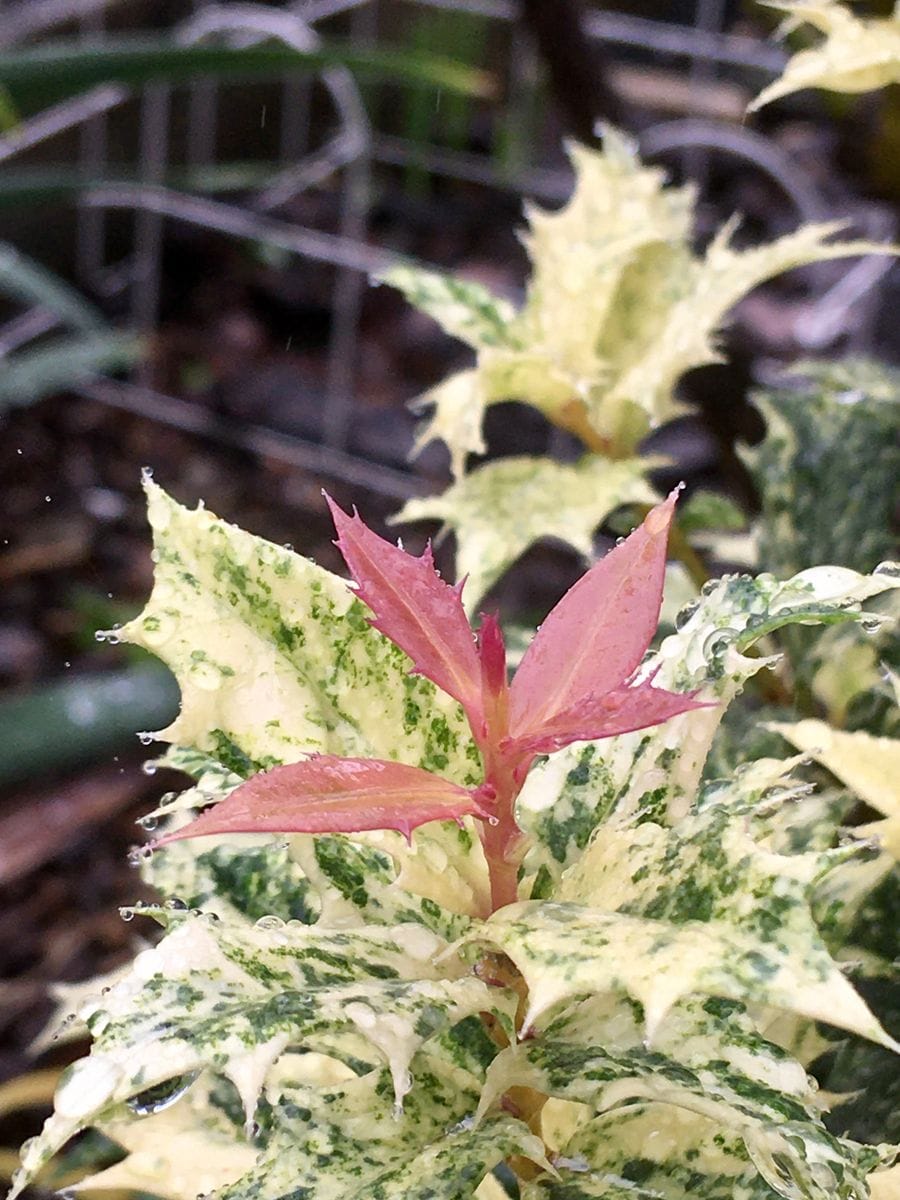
(10, 908, 517, 1200)
(386, 133, 894, 471)
(377, 265, 518, 350)
(516, 563, 900, 886)
(76, 1076, 257, 1200)
(772, 719, 900, 860)
(483, 994, 871, 1200)
(394, 455, 656, 613)
(750, 0, 900, 111)
(120, 479, 481, 786)
(521, 1100, 878, 1200)
(465, 898, 897, 1049)
(507, 492, 677, 742)
(222, 1055, 541, 1200)
(326, 495, 485, 737)
(154, 756, 489, 846)
(744, 360, 900, 580)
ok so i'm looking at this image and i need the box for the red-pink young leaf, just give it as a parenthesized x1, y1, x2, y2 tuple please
(502, 679, 708, 761)
(326, 495, 484, 734)
(508, 491, 678, 741)
(152, 756, 490, 846)
(477, 612, 509, 745)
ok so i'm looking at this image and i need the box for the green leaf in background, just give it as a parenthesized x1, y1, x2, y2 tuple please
(0, 331, 142, 411)
(0, 36, 492, 109)
(0, 242, 103, 331)
(745, 359, 900, 579)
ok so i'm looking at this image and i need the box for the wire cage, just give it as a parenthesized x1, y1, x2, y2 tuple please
(0, 0, 895, 500)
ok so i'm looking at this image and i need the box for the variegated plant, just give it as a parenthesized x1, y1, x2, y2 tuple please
(382, 130, 892, 610)
(751, 0, 900, 112)
(11, 477, 900, 1200)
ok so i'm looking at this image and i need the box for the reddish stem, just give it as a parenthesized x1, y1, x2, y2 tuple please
(477, 749, 529, 912)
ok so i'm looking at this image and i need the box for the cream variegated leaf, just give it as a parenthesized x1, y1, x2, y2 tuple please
(464, 898, 895, 1050)
(483, 994, 872, 1200)
(517, 564, 900, 888)
(394, 455, 656, 612)
(75, 1075, 257, 1199)
(870, 1162, 900, 1200)
(10, 909, 517, 1200)
(521, 1101, 879, 1200)
(599, 220, 891, 437)
(219, 1048, 544, 1200)
(385, 135, 893, 473)
(410, 370, 489, 480)
(121, 479, 481, 784)
(751, 1, 900, 111)
(772, 719, 900, 860)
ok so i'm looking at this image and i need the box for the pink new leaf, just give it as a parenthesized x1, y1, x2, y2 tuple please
(503, 679, 707, 760)
(508, 491, 678, 741)
(326, 495, 484, 733)
(153, 756, 491, 846)
(477, 612, 509, 747)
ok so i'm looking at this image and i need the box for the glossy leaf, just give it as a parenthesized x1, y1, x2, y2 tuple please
(327, 496, 485, 736)
(154, 756, 489, 845)
(504, 677, 704, 759)
(508, 492, 677, 741)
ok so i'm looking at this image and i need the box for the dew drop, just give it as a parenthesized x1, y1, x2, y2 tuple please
(254, 915, 286, 931)
(138, 732, 155, 746)
(165, 897, 188, 911)
(674, 600, 700, 631)
(120, 909, 135, 922)
(126, 1071, 200, 1116)
(702, 628, 738, 658)
(142, 761, 158, 776)
(137, 814, 158, 832)
(873, 561, 900, 578)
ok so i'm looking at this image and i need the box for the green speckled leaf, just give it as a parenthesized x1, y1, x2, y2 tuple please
(122, 480, 481, 785)
(745, 360, 900, 579)
(464, 899, 896, 1049)
(222, 1050, 542, 1200)
(517, 565, 900, 885)
(522, 1101, 876, 1200)
(377, 266, 518, 351)
(750, 1, 900, 110)
(11, 910, 517, 1199)
(395, 456, 656, 611)
(484, 994, 869, 1200)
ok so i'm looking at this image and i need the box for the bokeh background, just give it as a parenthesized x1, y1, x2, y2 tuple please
(1, 0, 899, 1167)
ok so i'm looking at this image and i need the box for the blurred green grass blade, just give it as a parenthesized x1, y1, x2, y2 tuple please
(0, 162, 287, 207)
(0, 330, 142, 410)
(0, 664, 179, 786)
(0, 241, 104, 330)
(0, 35, 494, 105)
(0, 84, 20, 131)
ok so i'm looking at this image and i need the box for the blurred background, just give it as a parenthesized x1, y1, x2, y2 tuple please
(1, 0, 899, 1156)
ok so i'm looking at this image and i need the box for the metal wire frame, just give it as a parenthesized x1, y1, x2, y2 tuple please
(0, 0, 894, 499)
